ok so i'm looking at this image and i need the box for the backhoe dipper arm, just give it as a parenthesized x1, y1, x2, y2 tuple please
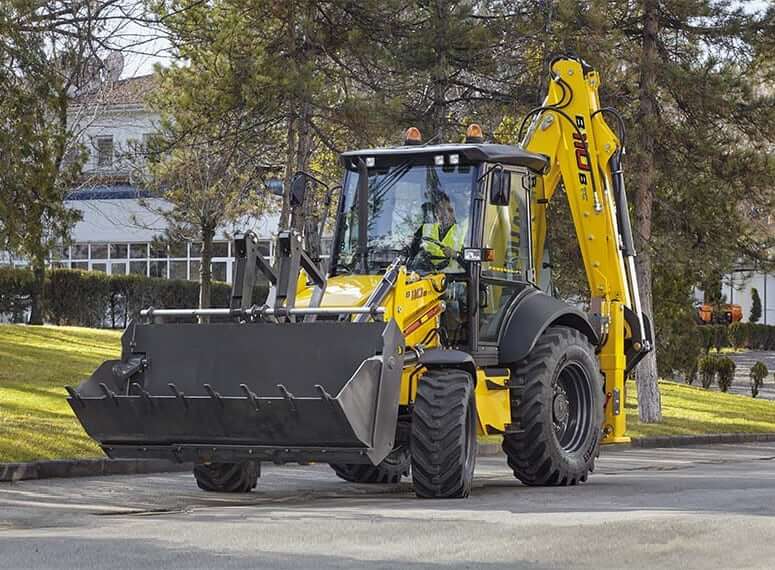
(522, 56, 652, 443)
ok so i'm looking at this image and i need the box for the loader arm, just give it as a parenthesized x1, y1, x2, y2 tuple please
(521, 56, 652, 443)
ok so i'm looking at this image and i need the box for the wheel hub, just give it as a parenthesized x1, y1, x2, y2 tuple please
(553, 386, 570, 425)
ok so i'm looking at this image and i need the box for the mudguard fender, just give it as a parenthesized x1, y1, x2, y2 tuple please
(498, 289, 599, 364)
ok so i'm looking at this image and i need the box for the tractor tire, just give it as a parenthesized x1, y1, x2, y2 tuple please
(330, 446, 410, 484)
(193, 461, 260, 493)
(410, 369, 477, 498)
(502, 326, 603, 486)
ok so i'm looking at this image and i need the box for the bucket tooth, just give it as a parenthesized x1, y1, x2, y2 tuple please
(98, 382, 119, 407)
(203, 383, 224, 407)
(240, 384, 260, 412)
(277, 384, 297, 413)
(65, 385, 85, 408)
(314, 384, 334, 402)
(168, 383, 188, 409)
(131, 382, 154, 409)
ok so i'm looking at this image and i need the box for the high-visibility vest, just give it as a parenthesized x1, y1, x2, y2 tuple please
(421, 223, 462, 268)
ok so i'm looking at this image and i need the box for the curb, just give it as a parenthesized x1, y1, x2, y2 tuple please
(4, 433, 775, 482)
(479, 432, 775, 456)
(0, 459, 190, 483)
(628, 432, 775, 448)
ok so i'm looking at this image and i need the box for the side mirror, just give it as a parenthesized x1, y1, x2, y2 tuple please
(265, 177, 284, 196)
(290, 174, 307, 207)
(490, 169, 510, 206)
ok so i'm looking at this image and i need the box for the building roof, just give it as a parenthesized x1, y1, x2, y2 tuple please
(71, 74, 158, 107)
(66, 184, 154, 201)
(340, 143, 549, 173)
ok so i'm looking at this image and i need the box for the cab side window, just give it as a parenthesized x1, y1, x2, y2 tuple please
(479, 170, 532, 343)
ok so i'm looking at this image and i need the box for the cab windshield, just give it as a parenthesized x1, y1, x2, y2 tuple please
(333, 161, 475, 275)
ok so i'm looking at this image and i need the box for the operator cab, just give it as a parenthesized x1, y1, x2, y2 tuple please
(333, 126, 549, 357)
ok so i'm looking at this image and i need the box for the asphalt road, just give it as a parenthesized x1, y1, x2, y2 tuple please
(2, 443, 775, 569)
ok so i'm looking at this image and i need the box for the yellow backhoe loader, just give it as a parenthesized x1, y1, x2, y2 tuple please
(67, 56, 652, 498)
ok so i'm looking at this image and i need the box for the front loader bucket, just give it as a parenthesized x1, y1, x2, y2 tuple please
(67, 319, 404, 466)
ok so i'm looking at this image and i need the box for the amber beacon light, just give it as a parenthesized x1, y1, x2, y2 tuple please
(404, 127, 423, 145)
(465, 123, 484, 143)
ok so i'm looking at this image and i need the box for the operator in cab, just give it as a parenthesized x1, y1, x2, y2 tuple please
(410, 191, 466, 273)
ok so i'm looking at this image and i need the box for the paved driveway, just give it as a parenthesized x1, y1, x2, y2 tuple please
(724, 350, 775, 399)
(2, 443, 775, 569)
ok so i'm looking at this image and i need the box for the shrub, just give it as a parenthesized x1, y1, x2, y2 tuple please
(727, 322, 747, 350)
(750, 288, 762, 323)
(0, 267, 34, 322)
(712, 325, 729, 352)
(716, 357, 736, 392)
(46, 269, 112, 327)
(685, 358, 698, 386)
(698, 355, 718, 389)
(750, 361, 768, 398)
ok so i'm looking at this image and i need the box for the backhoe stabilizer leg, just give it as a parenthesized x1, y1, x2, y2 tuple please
(600, 301, 629, 443)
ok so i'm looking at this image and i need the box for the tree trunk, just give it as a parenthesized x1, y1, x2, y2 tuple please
(29, 254, 46, 325)
(293, 99, 313, 235)
(634, 0, 662, 423)
(280, 109, 296, 232)
(199, 224, 215, 323)
(431, 0, 450, 141)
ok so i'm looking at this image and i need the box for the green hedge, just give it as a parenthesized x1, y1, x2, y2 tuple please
(696, 322, 775, 353)
(0, 267, 266, 328)
(0, 266, 35, 322)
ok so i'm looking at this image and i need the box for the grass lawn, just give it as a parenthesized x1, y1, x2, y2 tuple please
(3, 324, 775, 463)
(626, 379, 775, 438)
(0, 324, 120, 463)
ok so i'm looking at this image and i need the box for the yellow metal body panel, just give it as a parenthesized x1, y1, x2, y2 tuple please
(474, 370, 511, 436)
(524, 59, 635, 443)
(297, 272, 513, 431)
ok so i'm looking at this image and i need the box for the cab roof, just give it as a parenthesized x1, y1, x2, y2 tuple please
(340, 143, 549, 173)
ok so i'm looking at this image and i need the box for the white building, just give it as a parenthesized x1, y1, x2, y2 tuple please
(3, 74, 281, 284)
(722, 270, 775, 325)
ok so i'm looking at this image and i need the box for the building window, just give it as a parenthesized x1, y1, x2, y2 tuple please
(96, 136, 114, 167)
(91, 243, 108, 259)
(72, 244, 89, 260)
(110, 262, 127, 275)
(212, 261, 227, 283)
(46, 239, 251, 284)
(170, 260, 187, 280)
(130, 243, 147, 258)
(149, 260, 168, 278)
(189, 260, 200, 281)
(129, 260, 147, 275)
(169, 241, 187, 258)
(110, 244, 128, 259)
(212, 242, 229, 258)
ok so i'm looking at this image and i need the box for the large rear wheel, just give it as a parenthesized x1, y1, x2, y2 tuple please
(502, 326, 602, 486)
(410, 369, 477, 498)
(193, 461, 260, 493)
(330, 446, 410, 484)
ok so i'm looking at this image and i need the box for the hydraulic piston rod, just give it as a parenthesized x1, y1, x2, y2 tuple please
(140, 306, 387, 318)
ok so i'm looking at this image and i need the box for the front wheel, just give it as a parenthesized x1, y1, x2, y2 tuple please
(502, 326, 603, 486)
(330, 446, 410, 484)
(193, 461, 260, 493)
(410, 369, 477, 498)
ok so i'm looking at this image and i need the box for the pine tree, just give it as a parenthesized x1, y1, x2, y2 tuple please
(751, 288, 762, 323)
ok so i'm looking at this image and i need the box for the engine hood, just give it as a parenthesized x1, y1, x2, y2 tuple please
(295, 275, 383, 307)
